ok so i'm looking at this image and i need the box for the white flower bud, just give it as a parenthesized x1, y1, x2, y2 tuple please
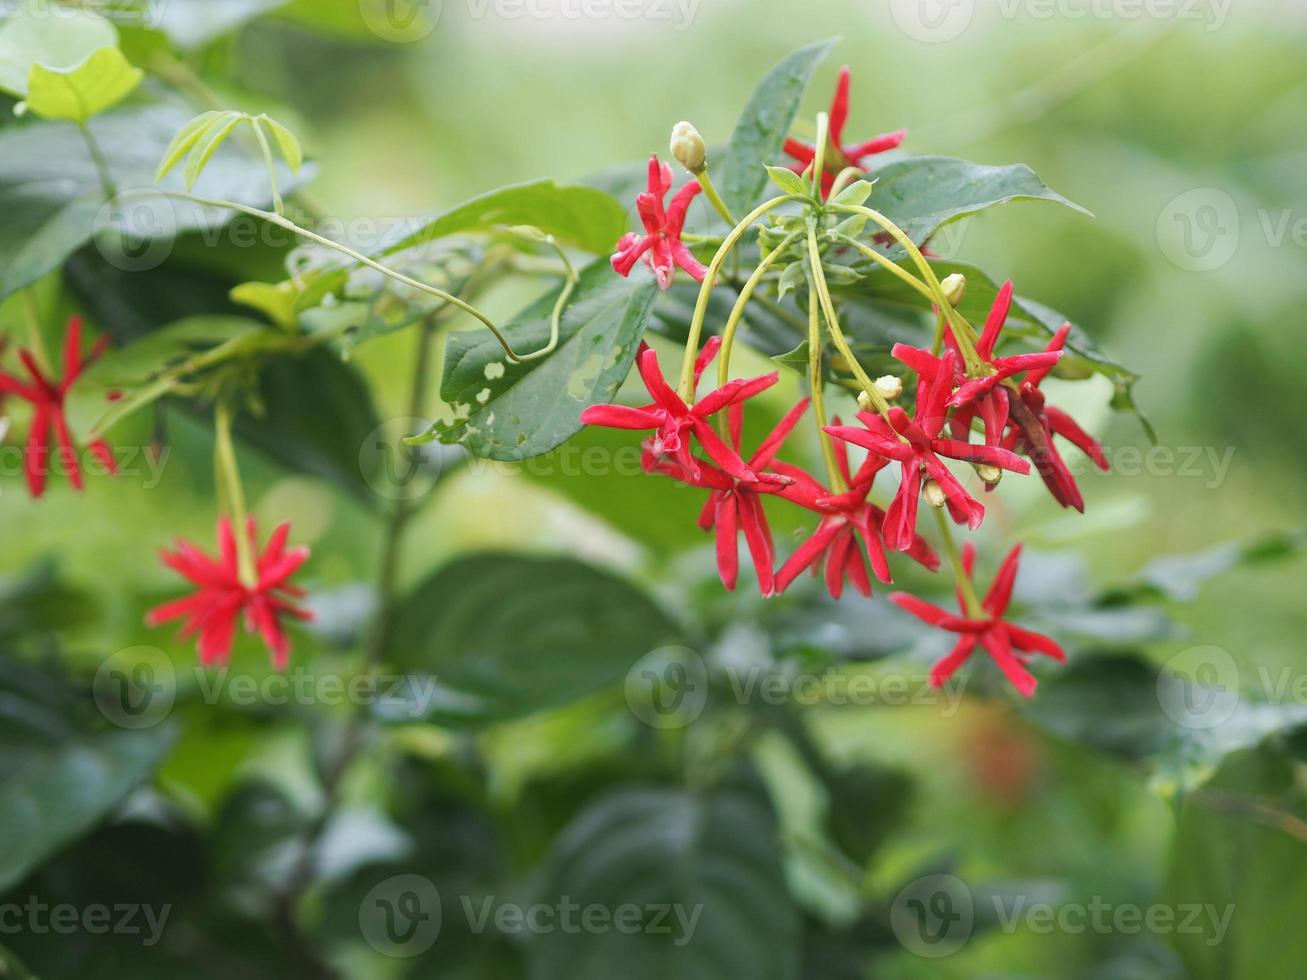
(974, 463, 1003, 486)
(940, 273, 966, 306)
(874, 375, 903, 401)
(670, 121, 706, 173)
(923, 479, 948, 509)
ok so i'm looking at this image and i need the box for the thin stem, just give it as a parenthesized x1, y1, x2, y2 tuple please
(79, 122, 117, 198)
(933, 508, 983, 618)
(805, 227, 892, 419)
(826, 166, 864, 200)
(213, 398, 257, 587)
(119, 189, 564, 364)
(830, 232, 936, 306)
(807, 280, 845, 492)
(716, 232, 801, 389)
(694, 166, 736, 227)
(20, 289, 52, 374)
(249, 117, 285, 216)
(812, 112, 830, 198)
(676, 194, 797, 401)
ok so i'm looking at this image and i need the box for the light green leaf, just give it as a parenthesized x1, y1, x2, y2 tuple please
(258, 114, 303, 174)
(831, 179, 874, 207)
(184, 111, 246, 189)
(0, 4, 117, 98)
(386, 554, 682, 724)
(414, 258, 658, 461)
(765, 164, 811, 198)
(155, 110, 229, 182)
(22, 47, 143, 124)
(718, 38, 837, 218)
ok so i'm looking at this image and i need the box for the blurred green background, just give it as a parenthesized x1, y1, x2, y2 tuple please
(2, 0, 1306, 977)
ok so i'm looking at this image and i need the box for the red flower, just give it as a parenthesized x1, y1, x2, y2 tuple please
(147, 518, 312, 669)
(1004, 324, 1110, 512)
(579, 337, 777, 482)
(0, 315, 115, 498)
(772, 421, 940, 599)
(890, 543, 1065, 698)
(649, 400, 808, 595)
(784, 66, 906, 196)
(611, 154, 707, 290)
(825, 351, 1030, 551)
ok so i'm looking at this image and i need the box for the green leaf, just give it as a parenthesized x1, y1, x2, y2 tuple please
(0, 655, 176, 894)
(415, 258, 658, 461)
(387, 554, 681, 724)
(151, 0, 290, 50)
(0, 103, 313, 302)
(21, 46, 143, 124)
(525, 785, 800, 980)
(831, 179, 873, 207)
(765, 165, 811, 198)
(258, 114, 303, 174)
(155, 110, 229, 182)
(718, 39, 837, 218)
(0, 3, 118, 98)
(1129, 529, 1307, 603)
(872, 155, 1090, 247)
(184, 110, 246, 190)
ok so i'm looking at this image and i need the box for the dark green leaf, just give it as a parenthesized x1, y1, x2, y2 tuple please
(387, 553, 681, 724)
(525, 785, 800, 980)
(719, 39, 836, 218)
(418, 259, 657, 461)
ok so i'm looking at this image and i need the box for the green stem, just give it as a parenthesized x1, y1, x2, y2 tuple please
(213, 398, 257, 587)
(830, 232, 935, 306)
(716, 232, 801, 389)
(933, 508, 983, 618)
(20, 290, 52, 374)
(807, 280, 845, 492)
(676, 194, 797, 401)
(249, 118, 285, 217)
(805, 227, 892, 419)
(826, 166, 864, 200)
(78, 122, 117, 199)
(694, 166, 736, 227)
(120, 189, 568, 364)
(812, 112, 830, 199)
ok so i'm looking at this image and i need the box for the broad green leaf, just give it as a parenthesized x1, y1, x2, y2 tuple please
(766, 165, 811, 198)
(184, 111, 246, 190)
(22, 47, 143, 124)
(525, 786, 800, 980)
(258, 114, 303, 174)
(0, 655, 176, 894)
(718, 39, 837, 218)
(415, 258, 658, 461)
(871, 155, 1091, 247)
(151, 0, 290, 50)
(386, 554, 681, 724)
(1127, 528, 1307, 603)
(155, 110, 230, 182)
(0, 4, 117, 98)
(1161, 748, 1307, 980)
(0, 103, 313, 302)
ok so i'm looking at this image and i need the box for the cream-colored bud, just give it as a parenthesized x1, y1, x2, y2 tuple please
(922, 479, 948, 509)
(940, 273, 967, 306)
(974, 463, 1003, 486)
(874, 375, 903, 401)
(670, 121, 706, 173)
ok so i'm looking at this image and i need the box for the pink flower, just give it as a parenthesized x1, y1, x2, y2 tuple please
(1005, 324, 1110, 512)
(611, 154, 707, 290)
(825, 351, 1030, 551)
(147, 518, 312, 669)
(890, 543, 1065, 698)
(772, 422, 940, 599)
(784, 67, 905, 196)
(0, 315, 116, 498)
(579, 337, 777, 482)
(649, 400, 809, 595)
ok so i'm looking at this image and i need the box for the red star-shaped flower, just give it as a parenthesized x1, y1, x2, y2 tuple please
(579, 337, 777, 482)
(147, 518, 312, 669)
(611, 154, 707, 290)
(784, 66, 906, 197)
(772, 421, 940, 599)
(1003, 324, 1110, 512)
(890, 543, 1065, 698)
(0, 315, 116, 498)
(648, 399, 808, 595)
(825, 351, 1030, 551)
